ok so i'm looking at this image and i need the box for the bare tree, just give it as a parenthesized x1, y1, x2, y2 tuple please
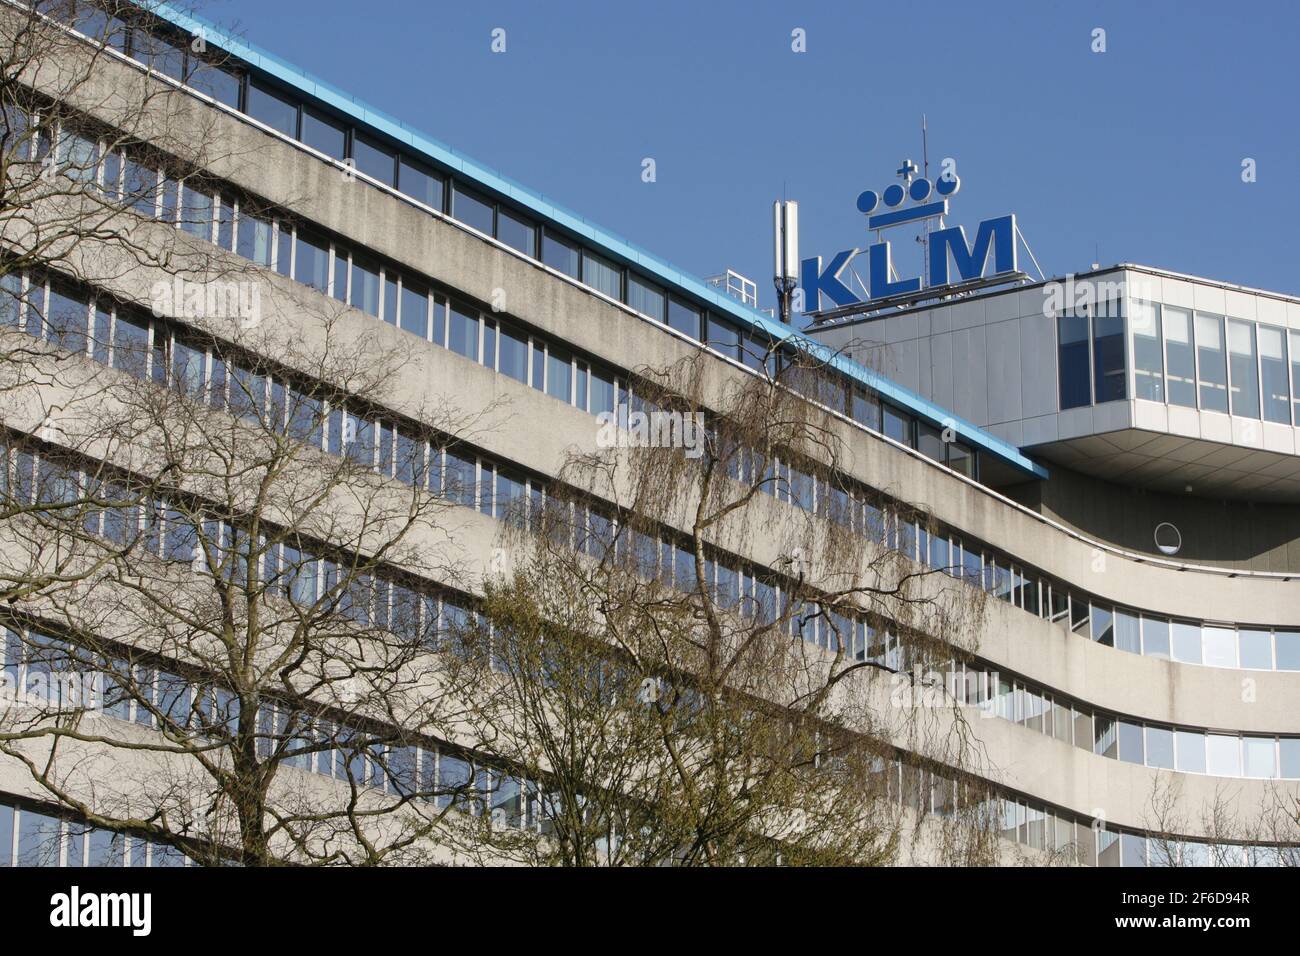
(1144, 774, 1300, 866)
(0, 0, 272, 605)
(451, 348, 1001, 865)
(0, 1, 509, 865)
(0, 302, 511, 864)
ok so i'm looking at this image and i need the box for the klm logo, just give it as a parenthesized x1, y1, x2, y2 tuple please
(800, 160, 1018, 313)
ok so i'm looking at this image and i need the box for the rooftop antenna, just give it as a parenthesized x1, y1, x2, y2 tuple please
(773, 198, 799, 324)
(919, 114, 930, 282)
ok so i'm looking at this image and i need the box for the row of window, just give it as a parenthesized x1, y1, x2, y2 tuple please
(1058, 297, 1300, 426)
(859, 757, 1295, 866)
(7, 254, 1296, 680)
(907, 523, 1300, 671)
(943, 659, 1300, 781)
(777, 606, 1300, 782)
(25, 408, 1299, 790)
(0, 800, 187, 867)
(0, 622, 533, 828)
(2, 775, 1291, 868)
(1132, 300, 1300, 424)
(45, 11, 989, 482)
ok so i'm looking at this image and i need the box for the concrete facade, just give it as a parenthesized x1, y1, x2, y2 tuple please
(2, 3, 1298, 866)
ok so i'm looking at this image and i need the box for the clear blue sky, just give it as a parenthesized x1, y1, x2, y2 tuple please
(202, 0, 1300, 322)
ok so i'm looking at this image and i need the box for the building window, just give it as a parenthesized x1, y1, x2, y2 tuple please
(1258, 325, 1290, 424)
(581, 250, 622, 300)
(1276, 630, 1300, 671)
(1141, 616, 1170, 659)
(541, 231, 579, 279)
(547, 348, 572, 404)
(1282, 738, 1300, 778)
(1205, 734, 1241, 777)
(190, 60, 242, 109)
(1174, 729, 1206, 773)
(590, 366, 616, 417)
(1114, 609, 1140, 654)
(1171, 621, 1201, 664)
(349, 255, 380, 317)
(1201, 626, 1238, 668)
(1092, 300, 1126, 402)
(1238, 629, 1273, 670)
(451, 184, 494, 235)
(179, 182, 213, 241)
(498, 323, 528, 384)
(398, 155, 444, 211)
(292, 229, 328, 294)
(399, 279, 429, 339)
(1057, 312, 1091, 409)
(1243, 736, 1276, 779)
(497, 208, 536, 257)
(448, 304, 480, 361)
(0, 802, 11, 866)
(247, 78, 298, 138)
(1162, 306, 1196, 407)
(1195, 313, 1228, 412)
(1130, 300, 1163, 401)
(1226, 320, 1260, 418)
(352, 132, 396, 187)
(1291, 331, 1300, 426)
(706, 314, 740, 360)
(1146, 726, 1175, 769)
(1118, 720, 1144, 765)
(1094, 716, 1117, 759)
(627, 274, 665, 323)
(301, 107, 346, 160)
(666, 297, 700, 339)
(851, 387, 882, 431)
(882, 404, 912, 446)
(918, 423, 944, 464)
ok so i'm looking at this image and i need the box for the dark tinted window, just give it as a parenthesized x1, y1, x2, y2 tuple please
(448, 303, 479, 360)
(497, 208, 535, 256)
(353, 132, 396, 186)
(706, 315, 739, 359)
(301, 107, 346, 160)
(398, 156, 443, 210)
(247, 79, 298, 137)
(295, 230, 330, 293)
(1058, 312, 1091, 409)
(498, 323, 528, 384)
(627, 275, 665, 322)
(883, 404, 911, 445)
(542, 231, 579, 278)
(1092, 304, 1126, 403)
(399, 280, 428, 338)
(190, 60, 241, 108)
(667, 298, 700, 338)
(452, 184, 494, 235)
(582, 250, 622, 300)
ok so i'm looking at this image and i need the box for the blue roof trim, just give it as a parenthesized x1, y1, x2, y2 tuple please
(149, 3, 1047, 481)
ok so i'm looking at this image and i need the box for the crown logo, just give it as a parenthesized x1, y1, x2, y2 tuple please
(856, 159, 961, 231)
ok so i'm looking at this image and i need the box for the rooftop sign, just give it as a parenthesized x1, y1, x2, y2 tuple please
(800, 160, 1020, 315)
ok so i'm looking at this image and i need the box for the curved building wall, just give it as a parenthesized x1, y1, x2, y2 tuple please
(9, 12, 1299, 865)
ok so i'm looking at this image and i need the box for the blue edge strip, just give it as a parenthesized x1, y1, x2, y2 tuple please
(153, 3, 1047, 481)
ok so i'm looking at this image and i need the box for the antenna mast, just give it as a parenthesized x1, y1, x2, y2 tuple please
(773, 199, 799, 324)
(920, 114, 930, 283)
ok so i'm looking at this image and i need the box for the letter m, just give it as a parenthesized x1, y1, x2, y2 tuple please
(928, 215, 1017, 286)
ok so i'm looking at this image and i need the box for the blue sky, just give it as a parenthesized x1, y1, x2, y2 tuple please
(202, 0, 1300, 322)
